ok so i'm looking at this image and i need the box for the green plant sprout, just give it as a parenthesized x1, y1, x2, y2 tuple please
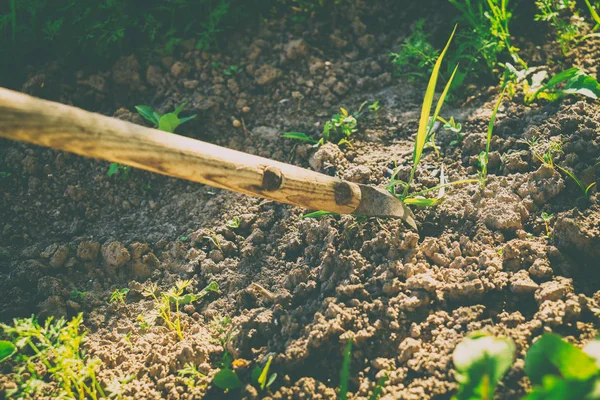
(535, 0, 581, 55)
(282, 107, 358, 147)
(226, 216, 241, 229)
(109, 288, 130, 304)
(137, 315, 150, 330)
(108, 103, 196, 176)
(368, 100, 381, 114)
(452, 332, 515, 400)
(478, 89, 505, 188)
(0, 314, 106, 399)
(449, 0, 527, 71)
(142, 280, 219, 340)
(339, 337, 353, 400)
(70, 289, 88, 303)
(178, 362, 207, 389)
(526, 137, 596, 198)
(252, 355, 277, 391)
(203, 230, 222, 251)
(438, 116, 466, 146)
(524, 67, 600, 104)
(539, 212, 554, 238)
(369, 375, 389, 400)
(107, 163, 130, 178)
(211, 317, 242, 392)
(135, 103, 197, 133)
(224, 65, 239, 76)
(389, 19, 440, 79)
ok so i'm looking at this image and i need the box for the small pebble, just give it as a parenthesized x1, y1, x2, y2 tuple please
(242, 106, 251, 113)
(232, 119, 241, 128)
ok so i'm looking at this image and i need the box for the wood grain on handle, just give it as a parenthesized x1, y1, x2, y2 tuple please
(0, 88, 361, 214)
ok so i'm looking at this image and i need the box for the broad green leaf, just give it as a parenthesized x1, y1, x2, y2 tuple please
(107, 163, 120, 177)
(564, 73, 600, 99)
(212, 368, 241, 390)
(452, 333, 515, 400)
(300, 210, 338, 219)
(525, 333, 600, 385)
(281, 132, 318, 144)
(339, 338, 353, 400)
(135, 105, 159, 125)
(0, 340, 16, 363)
(251, 366, 261, 384)
(523, 375, 598, 400)
(197, 281, 219, 298)
(158, 113, 180, 133)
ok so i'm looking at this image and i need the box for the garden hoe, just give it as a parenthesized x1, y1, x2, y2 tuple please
(0, 88, 417, 229)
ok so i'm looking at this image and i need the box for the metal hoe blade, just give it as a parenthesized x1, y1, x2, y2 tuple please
(353, 185, 418, 230)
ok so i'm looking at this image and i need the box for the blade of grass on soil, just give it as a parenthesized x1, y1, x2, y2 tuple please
(339, 338, 353, 400)
(404, 24, 457, 198)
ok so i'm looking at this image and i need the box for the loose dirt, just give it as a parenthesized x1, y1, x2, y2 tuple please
(1, 1, 599, 399)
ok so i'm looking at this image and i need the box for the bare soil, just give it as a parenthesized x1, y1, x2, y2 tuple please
(1, 1, 599, 399)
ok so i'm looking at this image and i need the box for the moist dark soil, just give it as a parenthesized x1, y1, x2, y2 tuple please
(1, 1, 599, 399)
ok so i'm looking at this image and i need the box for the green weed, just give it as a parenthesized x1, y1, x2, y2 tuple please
(452, 332, 600, 399)
(478, 89, 505, 188)
(535, 0, 581, 55)
(449, 0, 527, 74)
(524, 67, 600, 104)
(339, 337, 353, 400)
(178, 362, 207, 389)
(109, 288, 130, 304)
(252, 355, 277, 391)
(142, 280, 219, 341)
(211, 316, 242, 392)
(389, 19, 440, 79)
(107, 163, 130, 179)
(0, 340, 17, 363)
(282, 106, 364, 147)
(135, 103, 196, 133)
(224, 65, 239, 76)
(539, 212, 554, 238)
(226, 216, 241, 229)
(0, 314, 106, 399)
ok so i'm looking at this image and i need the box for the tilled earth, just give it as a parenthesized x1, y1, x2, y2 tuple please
(1, 1, 600, 399)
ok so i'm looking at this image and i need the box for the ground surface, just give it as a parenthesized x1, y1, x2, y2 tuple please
(1, 1, 600, 399)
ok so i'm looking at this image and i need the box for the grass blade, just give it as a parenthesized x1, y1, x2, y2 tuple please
(584, 0, 600, 26)
(300, 210, 338, 219)
(339, 338, 353, 400)
(404, 24, 457, 197)
(282, 132, 318, 144)
(486, 89, 505, 155)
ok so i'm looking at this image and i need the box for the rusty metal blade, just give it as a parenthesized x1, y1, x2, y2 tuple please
(353, 185, 418, 230)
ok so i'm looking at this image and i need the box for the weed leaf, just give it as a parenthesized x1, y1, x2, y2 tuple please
(0, 340, 16, 363)
(135, 105, 159, 125)
(158, 114, 180, 133)
(281, 132, 318, 144)
(453, 333, 515, 400)
(339, 337, 353, 400)
(212, 368, 241, 390)
(300, 210, 338, 219)
(524, 333, 599, 385)
(258, 356, 273, 390)
(107, 163, 120, 177)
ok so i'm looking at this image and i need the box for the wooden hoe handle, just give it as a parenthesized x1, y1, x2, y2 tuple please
(0, 88, 362, 214)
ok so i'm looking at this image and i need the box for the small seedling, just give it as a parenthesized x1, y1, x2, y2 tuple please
(478, 89, 505, 188)
(203, 230, 222, 251)
(368, 100, 381, 114)
(109, 288, 130, 304)
(389, 19, 440, 79)
(452, 332, 515, 400)
(135, 103, 197, 133)
(226, 216, 241, 229)
(107, 163, 130, 179)
(0, 171, 11, 178)
(224, 65, 239, 76)
(142, 280, 219, 340)
(339, 337, 353, 400)
(178, 362, 207, 389)
(535, 0, 581, 55)
(282, 107, 358, 147)
(136, 315, 149, 330)
(369, 375, 389, 400)
(539, 212, 554, 238)
(179, 235, 189, 242)
(211, 317, 241, 392)
(252, 355, 277, 391)
(438, 116, 465, 146)
(70, 289, 88, 303)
